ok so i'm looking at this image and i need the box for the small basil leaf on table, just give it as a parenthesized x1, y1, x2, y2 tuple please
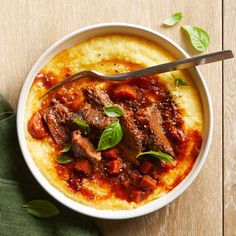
(182, 25, 210, 52)
(137, 151, 173, 162)
(61, 144, 71, 152)
(56, 155, 73, 164)
(103, 105, 124, 117)
(22, 200, 60, 218)
(74, 117, 90, 135)
(163, 12, 183, 26)
(97, 121, 123, 151)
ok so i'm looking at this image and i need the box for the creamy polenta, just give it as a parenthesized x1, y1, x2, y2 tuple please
(25, 35, 203, 210)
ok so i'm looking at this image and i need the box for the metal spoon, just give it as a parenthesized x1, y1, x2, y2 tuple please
(42, 50, 233, 97)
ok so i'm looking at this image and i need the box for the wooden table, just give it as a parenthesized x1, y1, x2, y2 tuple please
(0, 0, 235, 235)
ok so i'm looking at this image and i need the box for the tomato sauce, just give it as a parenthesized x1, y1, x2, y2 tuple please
(28, 71, 202, 204)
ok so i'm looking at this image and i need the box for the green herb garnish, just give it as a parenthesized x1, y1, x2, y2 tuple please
(137, 151, 173, 162)
(171, 73, 189, 87)
(23, 200, 59, 218)
(61, 144, 71, 153)
(103, 105, 124, 117)
(163, 12, 183, 26)
(182, 25, 210, 52)
(176, 78, 189, 86)
(56, 155, 73, 164)
(74, 117, 90, 135)
(97, 121, 123, 151)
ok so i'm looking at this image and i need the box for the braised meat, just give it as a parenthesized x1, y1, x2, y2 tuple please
(163, 120, 186, 144)
(79, 108, 117, 130)
(71, 130, 101, 163)
(136, 104, 174, 156)
(83, 88, 112, 108)
(140, 175, 157, 191)
(28, 72, 195, 204)
(65, 108, 116, 131)
(120, 111, 145, 163)
(43, 103, 69, 147)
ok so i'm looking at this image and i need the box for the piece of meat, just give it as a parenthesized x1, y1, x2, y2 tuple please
(130, 170, 142, 186)
(71, 130, 101, 163)
(65, 111, 81, 128)
(52, 102, 70, 123)
(65, 108, 116, 131)
(136, 104, 174, 156)
(119, 111, 145, 163)
(28, 111, 48, 139)
(163, 120, 186, 144)
(43, 103, 70, 147)
(140, 160, 154, 174)
(83, 88, 112, 108)
(140, 175, 157, 191)
(75, 159, 92, 176)
(79, 108, 117, 130)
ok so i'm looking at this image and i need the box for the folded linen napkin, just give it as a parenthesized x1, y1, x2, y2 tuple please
(0, 93, 100, 236)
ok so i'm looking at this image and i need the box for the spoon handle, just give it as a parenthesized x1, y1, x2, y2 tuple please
(42, 50, 234, 97)
(115, 50, 234, 80)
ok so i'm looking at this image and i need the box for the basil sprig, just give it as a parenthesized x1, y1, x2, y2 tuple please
(182, 25, 210, 52)
(97, 121, 123, 151)
(61, 144, 71, 153)
(171, 73, 189, 87)
(176, 78, 189, 86)
(74, 117, 90, 135)
(137, 151, 173, 162)
(23, 200, 60, 218)
(163, 12, 183, 26)
(103, 105, 124, 117)
(56, 155, 73, 164)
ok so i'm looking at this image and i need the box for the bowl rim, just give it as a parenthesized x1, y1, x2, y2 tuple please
(17, 22, 213, 219)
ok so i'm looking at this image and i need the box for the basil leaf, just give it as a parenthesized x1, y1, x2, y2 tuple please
(74, 117, 90, 135)
(97, 121, 123, 151)
(171, 73, 189, 87)
(61, 144, 71, 152)
(182, 25, 210, 52)
(176, 78, 189, 86)
(56, 155, 73, 164)
(103, 105, 124, 117)
(23, 200, 59, 218)
(137, 151, 173, 162)
(163, 12, 183, 26)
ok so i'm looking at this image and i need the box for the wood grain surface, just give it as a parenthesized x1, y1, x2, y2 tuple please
(224, 1, 236, 236)
(0, 0, 234, 235)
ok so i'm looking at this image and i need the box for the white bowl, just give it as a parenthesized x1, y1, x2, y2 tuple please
(17, 23, 213, 219)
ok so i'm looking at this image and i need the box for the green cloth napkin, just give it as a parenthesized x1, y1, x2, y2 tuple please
(0, 93, 100, 236)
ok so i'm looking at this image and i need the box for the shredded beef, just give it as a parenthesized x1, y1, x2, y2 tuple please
(83, 88, 112, 108)
(119, 111, 145, 163)
(135, 104, 174, 156)
(43, 103, 69, 147)
(71, 130, 101, 163)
